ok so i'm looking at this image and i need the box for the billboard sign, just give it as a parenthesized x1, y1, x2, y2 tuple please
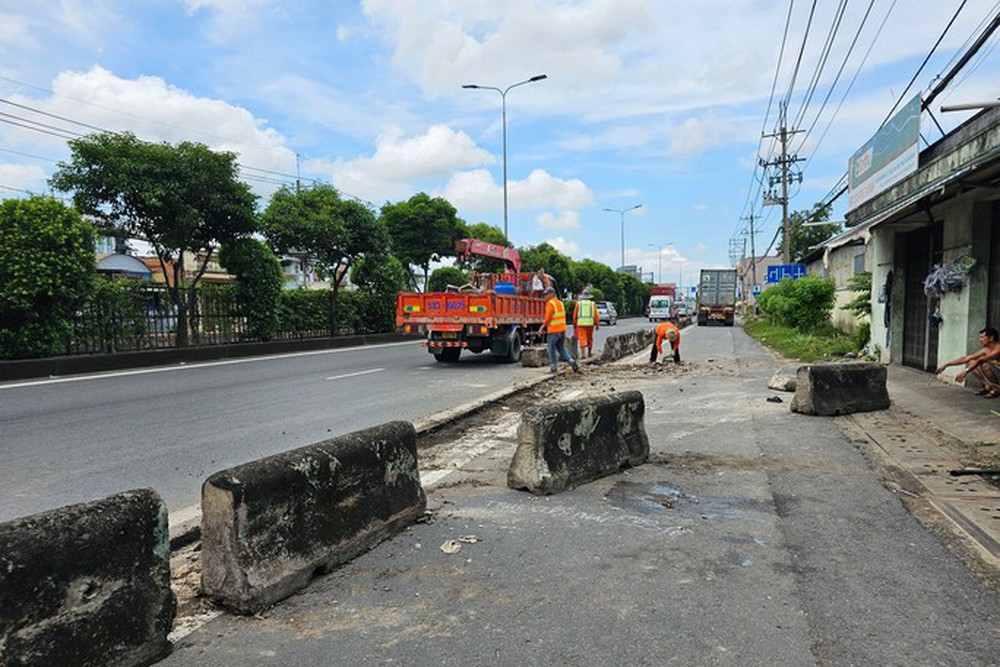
(848, 94, 921, 210)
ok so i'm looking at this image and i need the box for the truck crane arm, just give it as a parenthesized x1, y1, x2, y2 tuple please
(454, 238, 521, 275)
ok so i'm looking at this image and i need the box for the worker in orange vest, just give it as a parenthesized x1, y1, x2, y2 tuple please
(573, 291, 599, 359)
(650, 320, 681, 364)
(540, 287, 580, 374)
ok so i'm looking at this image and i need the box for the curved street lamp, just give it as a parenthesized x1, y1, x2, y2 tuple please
(462, 74, 548, 241)
(604, 204, 643, 270)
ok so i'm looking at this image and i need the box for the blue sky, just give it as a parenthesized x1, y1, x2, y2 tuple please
(2, 1, 998, 292)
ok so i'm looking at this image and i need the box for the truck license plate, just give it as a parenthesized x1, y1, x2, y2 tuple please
(439, 332, 458, 339)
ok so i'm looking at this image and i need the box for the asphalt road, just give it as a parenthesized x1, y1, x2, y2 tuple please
(0, 320, 644, 523)
(158, 322, 1000, 666)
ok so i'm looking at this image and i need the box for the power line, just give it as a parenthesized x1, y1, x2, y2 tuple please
(790, 0, 849, 131)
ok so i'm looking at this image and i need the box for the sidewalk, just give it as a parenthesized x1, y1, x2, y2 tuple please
(159, 327, 1000, 666)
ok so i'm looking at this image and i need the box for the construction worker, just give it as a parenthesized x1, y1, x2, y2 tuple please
(650, 320, 681, 364)
(540, 287, 579, 374)
(573, 291, 599, 358)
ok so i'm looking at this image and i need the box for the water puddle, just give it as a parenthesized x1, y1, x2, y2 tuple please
(604, 481, 774, 522)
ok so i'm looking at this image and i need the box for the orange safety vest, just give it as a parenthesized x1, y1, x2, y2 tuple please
(655, 321, 680, 353)
(544, 297, 567, 333)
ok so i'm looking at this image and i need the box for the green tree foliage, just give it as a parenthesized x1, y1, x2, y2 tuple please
(350, 254, 408, 332)
(219, 238, 284, 340)
(777, 203, 839, 263)
(261, 184, 388, 331)
(843, 270, 872, 318)
(76, 278, 150, 353)
(757, 275, 836, 332)
(458, 222, 512, 274)
(0, 196, 96, 359)
(380, 193, 466, 290)
(616, 273, 651, 316)
(50, 131, 257, 345)
(427, 267, 470, 292)
(518, 243, 577, 296)
(573, 258, 621, 303)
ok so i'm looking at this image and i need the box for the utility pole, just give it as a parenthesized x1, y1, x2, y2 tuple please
(761, 102, 804, 264)
(741, 212, 759, 292)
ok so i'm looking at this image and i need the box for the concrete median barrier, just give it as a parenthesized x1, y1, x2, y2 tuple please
(201, 421, 426, 614)
(508, 391, 649, 494)
(600, 329, 655, 362)
(0, 489, 175, 667)
(521, 335, 579, 367)
(790, 362, 890, 416)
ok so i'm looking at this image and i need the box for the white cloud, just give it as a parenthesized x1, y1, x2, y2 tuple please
(693, 203, 709, 211)
(0, 67, 296, 199)
(512, 170, 594, 209)
(443, 168, 594, 214)
(538, 210, 580, 230)
(0, 163, 47, 192)
(546, 236, 579, 256)
(330, 124, 493, 201)
(669, 113, 737, 157)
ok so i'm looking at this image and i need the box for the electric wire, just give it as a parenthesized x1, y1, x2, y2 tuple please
(790, 0, 850, 131)
(792, 0, 877, 158)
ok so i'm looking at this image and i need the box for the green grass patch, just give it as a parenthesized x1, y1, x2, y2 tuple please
(743, 318, 862, 362)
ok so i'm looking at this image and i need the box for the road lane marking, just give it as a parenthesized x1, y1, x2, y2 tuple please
(0, 341, 416, 390)
(325, 368, 384, 381)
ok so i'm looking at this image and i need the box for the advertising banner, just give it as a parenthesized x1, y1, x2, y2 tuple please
(848, 94, 921, 210)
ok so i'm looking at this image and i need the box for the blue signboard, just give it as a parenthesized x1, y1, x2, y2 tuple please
(752, 284, 762, 296)
(766, 264, 807, 284)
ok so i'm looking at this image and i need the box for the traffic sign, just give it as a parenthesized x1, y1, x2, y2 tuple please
(766, 263, 807, 284)
(752, 284, 762, 295)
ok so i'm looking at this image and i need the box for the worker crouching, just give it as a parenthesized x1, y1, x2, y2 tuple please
(650, 320, 681, 364)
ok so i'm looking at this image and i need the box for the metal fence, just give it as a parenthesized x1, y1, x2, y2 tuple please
(65, 284, 348, 356)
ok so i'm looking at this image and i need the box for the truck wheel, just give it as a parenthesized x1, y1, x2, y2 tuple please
(504, 331, 522, 363)
(434, 348, 461, 363)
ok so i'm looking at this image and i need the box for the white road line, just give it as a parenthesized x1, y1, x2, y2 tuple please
(0, 341, 416, 390)
(325, 368, 384, 381)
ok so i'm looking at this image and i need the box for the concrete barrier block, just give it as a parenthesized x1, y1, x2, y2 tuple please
(0, 489, 175, 667)
(508, 391, 649, 494)
(790, 362, 890, 416)
(201, 421, 426, 614)
(520, 336, 579, 368)
(600, 330, 656, 362)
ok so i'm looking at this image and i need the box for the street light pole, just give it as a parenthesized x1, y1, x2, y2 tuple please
(462, 74, 547, 241)
(604, 204, 642, 269)
(647, 242, 672, 283)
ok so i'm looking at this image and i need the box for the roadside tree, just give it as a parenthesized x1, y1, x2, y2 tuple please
(0, 196, 95, 358)
(777, 203, 839, 263)
(574, 258, 621, 304)
(50, 131, 257, 346)
(380, 193, 466, 291)
(519, 243, 578, 296)
(218, 238, 284, 340)
(458, 222, 512, 274)
(261, 184, 388, 332)
(350, 254, 408, 332)
(427, 267, 470, 292)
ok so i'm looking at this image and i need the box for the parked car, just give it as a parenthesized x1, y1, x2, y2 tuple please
(595, 301, 618, 325)
(672, 302, 693, 326)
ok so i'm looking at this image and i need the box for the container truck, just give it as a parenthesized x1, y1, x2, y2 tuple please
(697, 269, 737, 326)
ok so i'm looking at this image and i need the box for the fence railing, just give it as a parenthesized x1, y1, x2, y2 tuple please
(64, 284, 372, 356)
